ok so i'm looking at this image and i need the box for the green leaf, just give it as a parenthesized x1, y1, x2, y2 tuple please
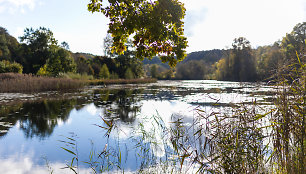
(61, 147, 76, 156)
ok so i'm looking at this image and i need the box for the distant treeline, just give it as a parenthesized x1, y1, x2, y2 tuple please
(0, 22, 305, 82)
(143, 22, 305, 82)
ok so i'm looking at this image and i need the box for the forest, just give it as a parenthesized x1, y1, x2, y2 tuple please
(0, 22, 304, 83)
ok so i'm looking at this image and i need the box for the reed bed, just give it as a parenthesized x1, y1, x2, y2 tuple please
(88, 78, 157, 85)
(0, 73, 84, 93)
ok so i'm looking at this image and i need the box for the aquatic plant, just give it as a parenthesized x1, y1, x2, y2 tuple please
(88, 78, 157, 85)
(0, 73, 84, 93)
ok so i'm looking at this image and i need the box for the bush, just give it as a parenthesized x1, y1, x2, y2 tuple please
(0, 60, 23, 73)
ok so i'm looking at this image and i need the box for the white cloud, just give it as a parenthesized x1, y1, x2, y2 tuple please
(0, 0, 39, 14)
(0, 155, 92, 174)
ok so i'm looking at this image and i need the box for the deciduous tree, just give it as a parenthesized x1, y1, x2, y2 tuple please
(19, 27, 58, 73)
(88, 0, 188, 67)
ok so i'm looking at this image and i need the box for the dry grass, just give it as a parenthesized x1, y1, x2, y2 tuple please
(0, 73, 85, 93)
(87, 78, 157, 85)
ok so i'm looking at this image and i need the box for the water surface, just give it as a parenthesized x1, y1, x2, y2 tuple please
(0, 80, 276, 173)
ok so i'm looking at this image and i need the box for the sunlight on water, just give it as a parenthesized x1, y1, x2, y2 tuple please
(0, 80, 276, 173)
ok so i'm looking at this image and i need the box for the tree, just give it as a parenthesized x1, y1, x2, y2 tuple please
(75, 56, 94, 75)
(215, 58, 228, 81)
(40, 47, 76, 76)
(175, 60, 208, 80)
(60, 41, 70, 50)
(92, 56, 117, 76)
(150, 64, 158, 78)
(0, 27, 19, 62)
(19, 27, 58, 73)
(88, 0, 188, 67)
(124, 67, 134, 79)
(99, 64, 110, 79)
(216, 37, 256, 82)
(255, 44, 284, 80)
(230, 37, 256, 81)
(281, 22, 305, 64)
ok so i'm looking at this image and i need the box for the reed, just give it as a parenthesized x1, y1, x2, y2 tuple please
(87, 78, 157, 85)
(0, 73, 84, 93)
(59, 72, 94, 80)
(269, 55, 305, 173)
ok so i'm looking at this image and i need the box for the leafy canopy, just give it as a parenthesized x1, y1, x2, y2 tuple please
(88, 0, 188, 67)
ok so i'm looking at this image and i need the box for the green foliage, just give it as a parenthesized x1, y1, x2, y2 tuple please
(0, 27, 19, 62)
(0, 60, 23, 73)
(279, 22, 305, 80)
(175, 60, 209, 80)
(150, 64, 158, 78)
(281, 22, 305, 62)
(124, 67, 134, 79)
(19, 27, 58, 73)
(44, 48, 76, 77)
(99, 64, 110, 79)
(261, 54, 305, 173)
(256, 44, 284, 80)
(216, 37, 257, 81)
(109, 72, 119, 79)
(215, 58, 228, 80)
(37, 64, 49, 76)
(116, 49, 144, 79)
(75, 56, 94, 75)
(92, 56, 117, 78)
(88, 0, 188, 67)
(19, 27, 58, 47)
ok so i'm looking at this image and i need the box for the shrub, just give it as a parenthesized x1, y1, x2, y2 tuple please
(0, 60, 23, 73)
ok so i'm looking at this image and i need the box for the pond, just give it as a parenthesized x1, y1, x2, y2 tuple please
(0, 80, 276, 173)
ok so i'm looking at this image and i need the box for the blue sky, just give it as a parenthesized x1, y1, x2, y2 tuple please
(0, 0, 305, 55)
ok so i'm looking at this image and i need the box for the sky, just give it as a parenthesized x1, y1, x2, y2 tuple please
(0, 0, 305, 55)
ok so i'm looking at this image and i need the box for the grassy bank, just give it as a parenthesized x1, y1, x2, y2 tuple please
(0, 73, 157, 93)
(87, 78, 157, 85)
(0, 73, 84, 93)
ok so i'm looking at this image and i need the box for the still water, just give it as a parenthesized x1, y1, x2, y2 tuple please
(0, 80, 276, 173)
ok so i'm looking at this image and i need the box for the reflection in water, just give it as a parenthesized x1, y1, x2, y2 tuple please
(0, 81, 276, 173)
(0, 99, 78, 139)
(0, 88, 145, 139)
(93, 89, 143, 122)
(0, 154, 92, 174)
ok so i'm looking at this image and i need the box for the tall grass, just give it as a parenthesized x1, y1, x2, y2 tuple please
(88, 78, 157, 85)
(269, 54, 305, 173)
(0, 73, 84, 93)
(59, 72, 94, 80)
